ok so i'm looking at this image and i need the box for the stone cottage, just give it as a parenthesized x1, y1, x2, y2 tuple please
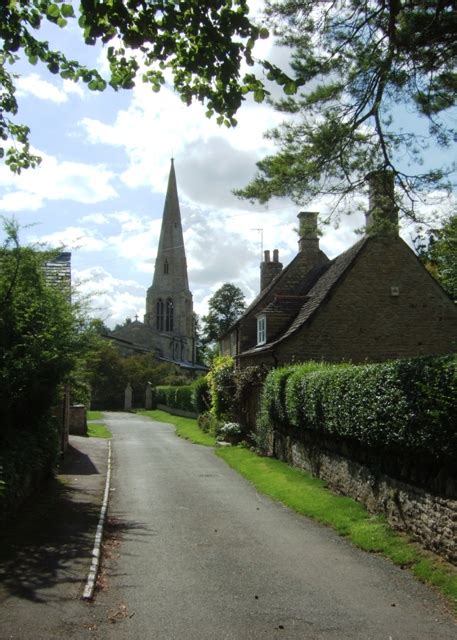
(221, 173, 457, 366)
(109, 160, 202, 370)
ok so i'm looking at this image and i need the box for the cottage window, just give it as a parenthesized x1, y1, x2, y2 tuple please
(257, 315, 266, 345)
(166, 298, 174, 331)
(156, 299, 164, 331)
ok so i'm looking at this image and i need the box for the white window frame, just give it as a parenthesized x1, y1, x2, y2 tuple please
(257, 315, 266, 345)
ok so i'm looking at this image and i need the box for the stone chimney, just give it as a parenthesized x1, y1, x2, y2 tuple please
(298, 211, 320, 253)
(260, 248, 283, 291)
(365, 170, 398, 235)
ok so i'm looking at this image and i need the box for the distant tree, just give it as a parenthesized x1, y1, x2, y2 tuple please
(88, 317, 111, 336)
(113, 317, 132, 331)
(1, 0, 273, 172)
(202, 283, 246, 344)
(237, 0, 457, 219)
(415, 214, 457, 300)
(84, 341, 187, 409)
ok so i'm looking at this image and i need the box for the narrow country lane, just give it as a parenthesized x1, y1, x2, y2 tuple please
(92, 412, 456, 640)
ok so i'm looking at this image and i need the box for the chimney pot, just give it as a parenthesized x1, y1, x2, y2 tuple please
(260, 249, 283, 291)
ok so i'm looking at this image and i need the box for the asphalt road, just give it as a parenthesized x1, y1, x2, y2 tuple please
(90, 412, 456, 640)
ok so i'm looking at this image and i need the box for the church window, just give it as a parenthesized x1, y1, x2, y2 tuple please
(156, 299, 164, 331)
(257, 315, 266, 345)
(164, 258, 169, 274)
(166, 298, 174, 331)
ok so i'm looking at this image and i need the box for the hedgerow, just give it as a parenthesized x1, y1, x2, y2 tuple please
(258, 356, 457, 461)
(155, 384, 194, 412)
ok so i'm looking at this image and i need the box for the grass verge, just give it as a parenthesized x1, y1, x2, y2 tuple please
(87, 410, 104, 421)
(87, 422, 112, 439)
(137, 410, 215, 446)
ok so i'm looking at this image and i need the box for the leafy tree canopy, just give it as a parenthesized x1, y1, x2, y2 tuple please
(1, 0, 280, 172)
(237, 0, 457, 219)
(415, 213, 457, 300)
(202, 283, 246, 344)
(0, 219, 90, 432)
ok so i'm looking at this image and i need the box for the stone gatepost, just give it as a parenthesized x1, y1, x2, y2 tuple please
(145, 383, 153, 409)
(124, 383, 133, 411)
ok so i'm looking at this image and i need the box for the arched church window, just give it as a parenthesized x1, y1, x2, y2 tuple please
(156, 299, 164, 331)
(164, 258, 169, 275)
(166, 298, 174, 331)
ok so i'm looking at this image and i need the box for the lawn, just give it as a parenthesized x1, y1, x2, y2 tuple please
(139, 409, 457, 612)
(137, 409, 215, 446)
(86, 411, 112, 439)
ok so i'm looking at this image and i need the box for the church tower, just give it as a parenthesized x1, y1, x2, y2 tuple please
(144, 159, 195, 363)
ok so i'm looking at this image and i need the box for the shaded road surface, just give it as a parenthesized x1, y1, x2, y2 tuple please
(0, 436, 108, 639)
(91, 412, 455, 639)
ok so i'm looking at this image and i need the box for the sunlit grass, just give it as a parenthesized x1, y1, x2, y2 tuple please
(137, 410, 216, 446)
(87, 422, 112, 439)
(87, 410, 104, 421)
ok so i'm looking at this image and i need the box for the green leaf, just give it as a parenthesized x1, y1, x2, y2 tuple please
(61, 4, 74, 18)
(284, 82, 297, 96)
(46, 4, 60, 19)
(254, 89, 265, 103)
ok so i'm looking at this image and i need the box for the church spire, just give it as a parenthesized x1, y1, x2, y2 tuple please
(152, 158, 190, 292)
(144, 159, 195, 364)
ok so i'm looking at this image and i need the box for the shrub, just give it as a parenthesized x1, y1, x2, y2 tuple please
(0, 223, 89, 515)
(197, 411, 219, 435)
(217, 421, 242, 443)
(191, 376, 211, 414)
(207, 355, 235, 420)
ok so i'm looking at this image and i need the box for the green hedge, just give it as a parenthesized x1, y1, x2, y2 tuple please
(259, 356, 457, 461)
(155, 384, 196, 413)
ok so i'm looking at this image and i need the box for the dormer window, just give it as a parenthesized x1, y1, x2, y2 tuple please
(257, 314, 266, 345)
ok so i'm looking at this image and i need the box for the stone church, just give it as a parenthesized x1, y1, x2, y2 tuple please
(109, 160, 200, 369)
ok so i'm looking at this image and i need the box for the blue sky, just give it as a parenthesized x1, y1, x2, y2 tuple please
(1, 6, 454, 328)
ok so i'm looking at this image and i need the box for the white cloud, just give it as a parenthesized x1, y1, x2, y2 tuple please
(62, 78, 85, 98)
(16, 73, 69, 103)
(15, 74, 85, 103)
(74, 265, 146, 327)
(0, 150, 117, 211)
(0, 190, 43, 212)
(79, 213, 110, 225)
(28, 226, 107, 252)
(79, 82, 283, 206)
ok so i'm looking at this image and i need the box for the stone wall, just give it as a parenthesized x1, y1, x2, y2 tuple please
(69, 404, 87, 436)
(273, 430, 457, 565)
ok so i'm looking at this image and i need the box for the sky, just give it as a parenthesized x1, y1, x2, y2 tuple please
(1, 4, 454, 328)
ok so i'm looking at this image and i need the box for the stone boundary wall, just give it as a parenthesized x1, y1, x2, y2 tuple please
(274, 431, 457, 565)
(156, 404, 198, 419)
